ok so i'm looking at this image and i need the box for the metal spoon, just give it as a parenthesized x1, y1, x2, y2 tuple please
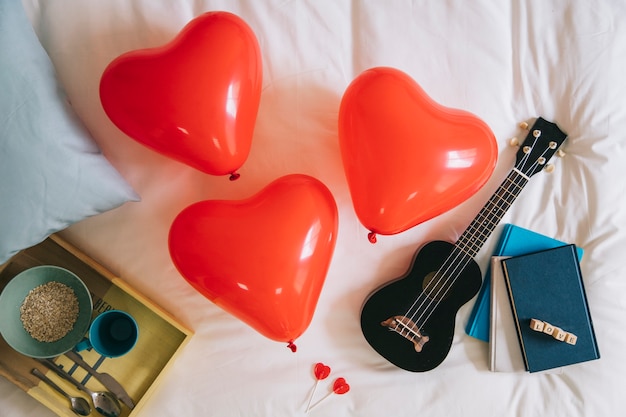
(39, 358, 122, 417)
(31, 368, 91, 416)
(64, 350, 135, 409)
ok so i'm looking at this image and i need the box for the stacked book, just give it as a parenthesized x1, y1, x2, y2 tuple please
(484, 224, 600, 373)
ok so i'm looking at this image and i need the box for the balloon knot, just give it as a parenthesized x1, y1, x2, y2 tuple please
(287, 340, 297, 352)
(229, 172, 241, 181)
(368, 232, 377, 244)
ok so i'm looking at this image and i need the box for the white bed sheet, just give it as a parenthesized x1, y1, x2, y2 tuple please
(4, 1, 626, 416)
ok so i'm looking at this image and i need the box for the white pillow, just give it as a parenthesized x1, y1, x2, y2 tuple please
(0, 0, 139, 264)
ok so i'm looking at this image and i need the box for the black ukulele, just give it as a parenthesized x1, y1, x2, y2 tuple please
(360, 117, 568, 372)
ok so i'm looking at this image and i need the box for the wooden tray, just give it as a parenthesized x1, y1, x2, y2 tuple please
(0, 235, 193, 417)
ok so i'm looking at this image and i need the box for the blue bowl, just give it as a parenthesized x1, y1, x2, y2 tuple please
(0, 266, 93, 358)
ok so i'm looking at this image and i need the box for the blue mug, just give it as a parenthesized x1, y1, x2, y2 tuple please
(77, 310, 138, 358)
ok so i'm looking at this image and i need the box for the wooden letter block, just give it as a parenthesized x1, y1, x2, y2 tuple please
(529, 318, 577, 344)
(552, 327, 566, 341)
(542, 322, 555, 335)
(530, 318, 545, 332)
(565, 333, 578, 345)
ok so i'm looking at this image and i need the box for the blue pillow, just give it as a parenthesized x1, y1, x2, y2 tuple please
(0, 0, 139, 263)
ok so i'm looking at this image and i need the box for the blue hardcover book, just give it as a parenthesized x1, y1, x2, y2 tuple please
(465, 224, 583, 342)
(501, 244, 600, 372)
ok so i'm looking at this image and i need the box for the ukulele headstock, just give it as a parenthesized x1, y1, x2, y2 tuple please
(510, 117, 568, 179)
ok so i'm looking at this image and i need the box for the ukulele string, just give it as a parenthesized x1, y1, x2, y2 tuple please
(402, 173, 527, 328)
(407, 174, 529, 328)
(403, 153, 546, 330)
(405, 177, 525, 329)
(405, 143, 551, 329)
(407, 136, 554, 329)
(403, 136, 545, 320)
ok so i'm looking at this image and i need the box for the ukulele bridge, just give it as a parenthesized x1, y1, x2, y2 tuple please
(381, 315, 430, 352)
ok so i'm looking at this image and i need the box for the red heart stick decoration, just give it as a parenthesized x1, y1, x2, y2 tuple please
(307, 377, 350, 412)
(332, 377, 350, 395)
(305, 363, 331, 411)
(314, 363, 331, 380)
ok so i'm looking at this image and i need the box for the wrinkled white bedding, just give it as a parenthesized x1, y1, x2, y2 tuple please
(4, 1, 626, 416)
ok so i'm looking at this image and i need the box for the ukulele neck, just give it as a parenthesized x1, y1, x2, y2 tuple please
(455, 169, 529, 259)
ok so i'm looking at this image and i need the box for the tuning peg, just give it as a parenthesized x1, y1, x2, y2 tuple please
(509, 137, 520, 147)
(556, 149, 566, 158)
(519, 122, 529, 130)
(544, 164, 555, 173)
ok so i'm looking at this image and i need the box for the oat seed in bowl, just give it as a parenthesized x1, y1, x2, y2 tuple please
(19, 281, 80, 342)
(0, 265, 93, 358)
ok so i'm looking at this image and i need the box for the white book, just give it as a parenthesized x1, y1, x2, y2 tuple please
(489, 256, 526, 372)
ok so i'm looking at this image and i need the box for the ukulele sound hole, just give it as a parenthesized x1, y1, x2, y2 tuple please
(422, 271, 450, 301)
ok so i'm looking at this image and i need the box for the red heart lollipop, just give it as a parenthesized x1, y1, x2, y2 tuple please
(306, 363, 332, 411)
(307, 377, 350, 412)
(332, 377, 350, 395)
(314, 363, 331, 380)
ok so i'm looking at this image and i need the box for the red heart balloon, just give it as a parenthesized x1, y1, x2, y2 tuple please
(168, 174, 338, 343)
(338, 67, 497, 241)
(100, 12, 262, 178)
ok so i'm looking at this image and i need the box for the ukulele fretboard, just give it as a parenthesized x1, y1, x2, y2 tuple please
(455, 170, 529, 258)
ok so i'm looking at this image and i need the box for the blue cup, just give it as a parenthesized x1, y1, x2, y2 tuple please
(77, 310, 138, 358)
